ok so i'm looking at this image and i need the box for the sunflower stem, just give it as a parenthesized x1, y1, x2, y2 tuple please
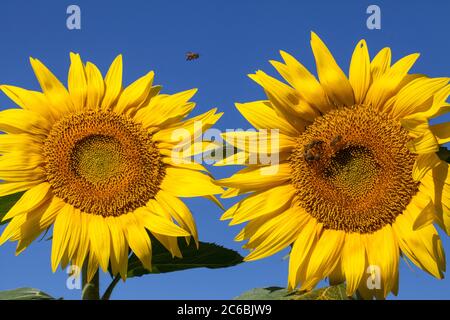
(101, 274, 121, 300)
(81, 264, 100, 300)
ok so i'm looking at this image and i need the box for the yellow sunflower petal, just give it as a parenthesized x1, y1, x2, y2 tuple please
(101, 54, 123, 109)
(68, 52, 87, 110)
(114, 71, 154, 115)
(162, 140, 220, 160)
(10, 198, 55, 254)
(0, 133, 42, 154)
(249, 71, 318, 126)
(393, 210, 445, 279)
(160, 167, 223, 197)
(365, 53, 420, 110)
(403, 84, 450, 120)
(223, 184, 296, 225)
(88, 214, 111, 272)
(136, 205, 190, 237)
(9, 208, 46, 244)
(203, 194, 224, 210)
(410, 194, 435, 231)
(418, 162, 450, 233)
(155, 190, 198, 246)
(107, 216, 128, 279)
(66, 208, 82, 261)
(235, 101, 300, 136)
(341, 232, 366, 296)
(370, 47, 391, 80)
(2, 182, 51, 221)
(221, 131, 297, 154)
(87, 250, 99, 282)
(14, 212, 48, 255)
(244, 207, 307, 261)
(234, 209, 282, 242)
(430, 123, 450, 144)
(85, 62, 105, 110)
(216, 163, 291, 192)
(412, 153, 442, 181)
(0, 213, 27, 245)
(278, 50, 332, 113)
(0, 167, 45, 183)
(0, 109, 50, 135)
(300, 229, 345, 291)
(349, 40, 371, 104)
(29, 57, 74, 114)
(152, 108, 222, 144)
(73, 212, 90, 270)
(310, 32, 354, 107)
(406, 130, 439, 154)
(364, 225, 398, 297)
(288, 217, 318, 290)
(389, 77, 449, 119)
(0, 180, 42, 197)
(134, 89, 197, 129)
(0, 151, 43, 172)
(152, 233, 182, 258)
(51, 204, 74, 272)
(0, 85, 56, 120)
(161, 156, 208, 172)
(123, 213, 152, 270)
(400, 117, 429, 138)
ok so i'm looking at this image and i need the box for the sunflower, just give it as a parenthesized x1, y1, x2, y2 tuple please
(218, 33, 450, 299)
(0, 53, 223, 281)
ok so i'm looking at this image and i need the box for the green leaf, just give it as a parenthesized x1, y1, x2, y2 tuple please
(125, 238, 243, 278)
(0, 287, 54, 300)
(292, 284, 349, 300)
(0, 191, 24, 225)
(437, 146, 450, 164)
(234, 284, 351, 300)
(234, 287, 292, 300)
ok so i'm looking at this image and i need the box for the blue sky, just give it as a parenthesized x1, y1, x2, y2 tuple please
(0, 0, 449, 300)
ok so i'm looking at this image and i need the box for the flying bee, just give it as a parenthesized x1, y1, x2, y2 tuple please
(186, 52, 200, 61)
(330, 135, 343, 149)
(304, 139, 324, 162)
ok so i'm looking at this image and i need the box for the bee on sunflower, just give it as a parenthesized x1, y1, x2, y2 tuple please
(218, 32, 450, 299)
(0, 53, 223, 282)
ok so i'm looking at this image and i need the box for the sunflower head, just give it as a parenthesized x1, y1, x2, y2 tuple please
(219, 32, 450, 299)
(0, 53, 223, 281)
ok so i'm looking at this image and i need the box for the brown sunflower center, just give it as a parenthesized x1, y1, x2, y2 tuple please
(323, 146, 381, 198)
(43, 111, 165, 217)
(71, 135, 124, 184)
(289, 105, 419, 234)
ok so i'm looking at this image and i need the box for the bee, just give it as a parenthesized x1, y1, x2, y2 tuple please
(304, 139, 324, 162)
(186, 52, 200, 61)
(330, 135, 343, 149)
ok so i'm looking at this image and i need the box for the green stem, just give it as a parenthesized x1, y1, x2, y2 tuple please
(101, 275, 121, 300)
(81, 264, 100, 300)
